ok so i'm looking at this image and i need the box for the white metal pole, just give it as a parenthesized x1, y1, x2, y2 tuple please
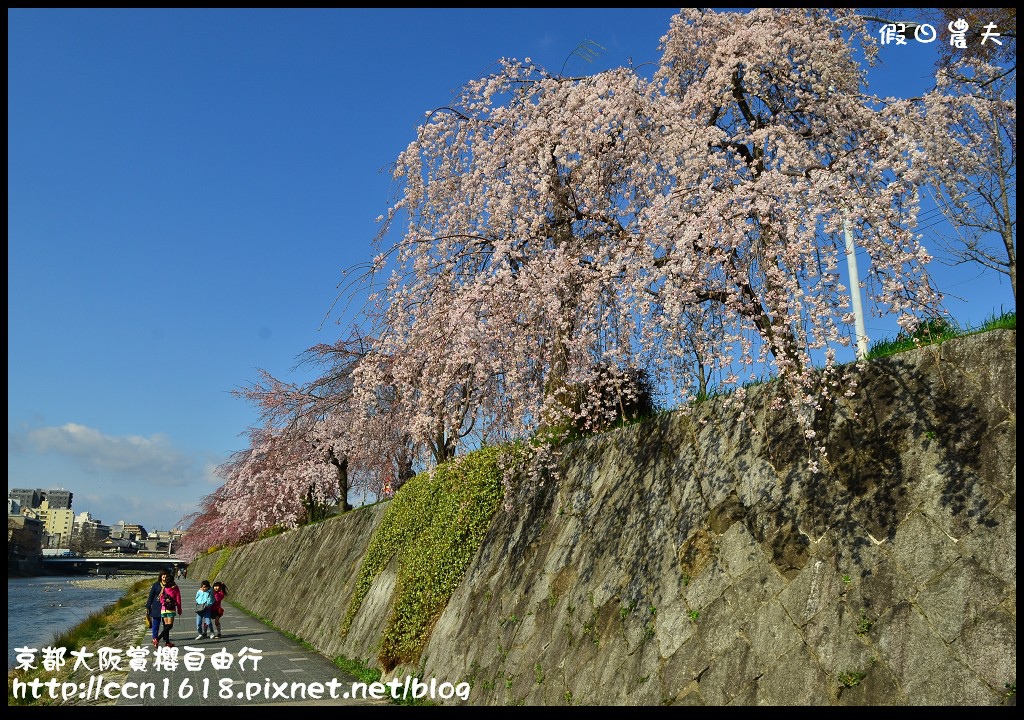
(843, 216, 869, 359)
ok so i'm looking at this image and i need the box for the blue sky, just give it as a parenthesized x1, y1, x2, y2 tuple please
(8, 9, 1015, 533)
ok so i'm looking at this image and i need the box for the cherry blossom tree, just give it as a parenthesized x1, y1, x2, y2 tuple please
(912, 60, 1016, 299)
(191, 333, 383, 544)
(366, 58, 675, 453)
(643, 7, 942, 420)
(231, 330, 373, 514)
(186, 8, 956, 546)
(365, 7, 939, 458)
(175, 486, 234, 561)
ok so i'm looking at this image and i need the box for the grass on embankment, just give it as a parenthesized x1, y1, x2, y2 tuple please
(864, 309, 1015, 360)
(8, 578, 152, 707)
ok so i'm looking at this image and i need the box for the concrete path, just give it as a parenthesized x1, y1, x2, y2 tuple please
(116, 577, 389, 706)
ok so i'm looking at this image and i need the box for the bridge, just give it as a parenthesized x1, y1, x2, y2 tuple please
(41, 555, 187, 575)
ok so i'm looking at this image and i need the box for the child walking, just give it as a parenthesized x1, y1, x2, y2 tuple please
(211, 581, 228, 639)
(195, 580, 215, 640)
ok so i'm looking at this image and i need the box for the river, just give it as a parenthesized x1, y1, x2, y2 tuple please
(7, 575, 138, 670)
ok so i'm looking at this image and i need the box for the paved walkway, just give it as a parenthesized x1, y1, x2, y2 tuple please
(116, 577, 389, 706)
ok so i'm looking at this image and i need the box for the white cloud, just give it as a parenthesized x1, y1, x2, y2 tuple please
(8, 422, 214, 531)
(21, 423, 193, 486)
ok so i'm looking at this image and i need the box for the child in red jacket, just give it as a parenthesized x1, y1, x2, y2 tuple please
(211, 581, 228, 639)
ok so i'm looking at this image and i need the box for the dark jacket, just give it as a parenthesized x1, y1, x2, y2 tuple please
(146, 581, 166, 618)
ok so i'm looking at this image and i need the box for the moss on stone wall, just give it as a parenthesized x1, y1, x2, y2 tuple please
(209, 546, 233, 581)
(341, 445, 504, 670)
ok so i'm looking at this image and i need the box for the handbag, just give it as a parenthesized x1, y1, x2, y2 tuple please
(196, 602, 211, 614)
(145, 614, 152, 629)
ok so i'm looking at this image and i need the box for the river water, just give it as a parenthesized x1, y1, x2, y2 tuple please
(7, 576, 135, 670)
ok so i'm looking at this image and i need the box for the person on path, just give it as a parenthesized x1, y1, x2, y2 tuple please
(145, 569, 175, 647)
(195, 580, 215, 640)
(211, 581, 228, 639)
(156, 575, 183, 648)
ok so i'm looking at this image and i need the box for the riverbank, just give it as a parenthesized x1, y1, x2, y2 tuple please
(67, 576, 139, 591)
(9, 578, 391, 707)
(8, 577, 149, 706)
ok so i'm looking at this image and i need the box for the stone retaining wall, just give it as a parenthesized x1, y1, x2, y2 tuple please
(189, 329, 1016, 705)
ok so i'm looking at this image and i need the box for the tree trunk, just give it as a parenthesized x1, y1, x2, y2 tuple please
(327, 448, 352, 512)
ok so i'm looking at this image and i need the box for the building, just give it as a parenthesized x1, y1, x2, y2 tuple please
(97, 536, 139, 554)
(8, 488, 182, 559)
(8, 488, 42, 511)
(45, 489, 73, 509)
(38, 505, 75, 548)
(118, 523, 148, 541)
(8, 514, 44, 574)
(72, 511, 111, 549)
(7, 488, 73, 511)
(141, 529, 184, 555)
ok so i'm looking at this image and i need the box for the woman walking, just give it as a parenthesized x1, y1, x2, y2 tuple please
(156, 573, 183, 648)
(146, 569, 174, 648)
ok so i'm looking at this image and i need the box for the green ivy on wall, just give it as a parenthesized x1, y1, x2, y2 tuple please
(209, 546, 234, 582)
(341, 445, 505, 670)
